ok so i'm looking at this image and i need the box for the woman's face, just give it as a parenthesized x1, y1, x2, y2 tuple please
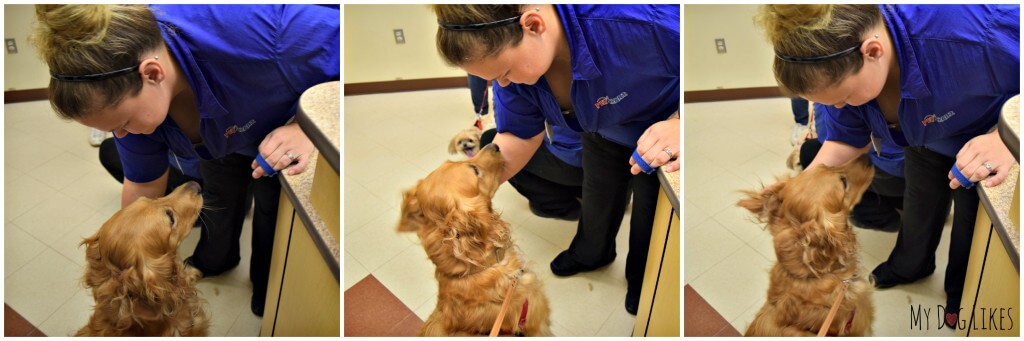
(76, 82, 170, 138)
(461, 36, 554, 88)
(803, 66, 886, 109)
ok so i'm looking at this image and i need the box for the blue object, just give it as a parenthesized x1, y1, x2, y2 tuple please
(255, 154, 278, 177)
(632, 150, 655, 174)
(950, 165, 975, 189)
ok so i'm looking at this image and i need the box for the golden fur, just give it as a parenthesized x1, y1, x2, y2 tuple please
(76, 182, 209, 336)
(739, 155, 875, 336)
(398, 145, 552, 336)
(448, 113, 496, 158)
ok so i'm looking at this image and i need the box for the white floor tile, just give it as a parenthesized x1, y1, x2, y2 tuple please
(5, 248, 83, 324)
(343, 251, 370, 291)
(345, 207, 416, 272)
(689, 246, 772, 323)
(13, 191, 99, 246)
(4, 221, 47, 278)
(37, 288, 93, 337)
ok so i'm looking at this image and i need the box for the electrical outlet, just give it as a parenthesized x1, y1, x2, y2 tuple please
(715, 38, 726, 54)
(6, 39, 17, 54)
(393, 29, 405, 44)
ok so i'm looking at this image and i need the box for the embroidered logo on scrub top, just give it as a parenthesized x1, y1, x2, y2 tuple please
(594, 92, 629, 110)
(224, 119, 256, 138)
(921, 111, 956, 127)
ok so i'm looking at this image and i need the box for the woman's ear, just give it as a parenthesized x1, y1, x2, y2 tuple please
(520, 8, 546, 35)
(139, 56, 165, 84)
(861, 38, 884, 62)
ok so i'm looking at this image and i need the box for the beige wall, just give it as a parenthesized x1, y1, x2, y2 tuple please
(4, 4, 50, 91)
(683, 5, 777, 91)
(344, 4, 465, 84)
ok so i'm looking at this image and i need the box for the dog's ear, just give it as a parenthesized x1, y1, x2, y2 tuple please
(397, 185, 425, 232)
(447, 134, 459, 155)
(442, 197, 507, 267)
(737, 179, 787, 222)
(80, 233, 107, 289)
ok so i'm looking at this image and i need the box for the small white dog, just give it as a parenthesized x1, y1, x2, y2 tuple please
(448, 114, 496, 158)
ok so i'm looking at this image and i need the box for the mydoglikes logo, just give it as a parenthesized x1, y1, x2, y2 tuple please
(224, 119, 256, 138)
(921, 111, 956, 127)
(594, 92, 628, 110)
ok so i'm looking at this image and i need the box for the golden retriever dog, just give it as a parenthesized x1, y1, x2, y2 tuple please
(398, 144, 552, 336)
(448, 113, 496, 158)
(76, 181, 209, 336)
(739, 155, 875, 336)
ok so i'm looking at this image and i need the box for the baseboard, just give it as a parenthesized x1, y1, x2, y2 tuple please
(4, 88, 48, 104)
(683, 86, 784, 103)
(344, 77, 468, 96)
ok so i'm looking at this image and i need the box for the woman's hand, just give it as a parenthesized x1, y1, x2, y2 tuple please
(630, 113, 680, 175)
(251, 122, 314, 179)
(949, 129, 1016, 189)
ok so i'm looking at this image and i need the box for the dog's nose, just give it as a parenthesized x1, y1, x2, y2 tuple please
(184, 181, 202, 195)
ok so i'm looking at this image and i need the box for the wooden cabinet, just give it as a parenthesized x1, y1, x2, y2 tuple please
(633, 171, 680, 336)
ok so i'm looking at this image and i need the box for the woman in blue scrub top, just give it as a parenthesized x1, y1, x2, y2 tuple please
(433, 4, 680, 314)
(758, 4, 1018, 328)
(32, 4, 340, 316)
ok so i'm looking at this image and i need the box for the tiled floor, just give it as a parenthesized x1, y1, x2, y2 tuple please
(343, 88, 639, 336)
(683, 98, 956, 336)
(4, 100, 262, 336)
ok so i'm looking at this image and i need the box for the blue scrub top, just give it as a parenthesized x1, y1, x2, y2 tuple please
(823, 4, 1019, 159)
(816, 103, 905, 177)
(493, 4, 680, 159)
(115, 5, 340, 183)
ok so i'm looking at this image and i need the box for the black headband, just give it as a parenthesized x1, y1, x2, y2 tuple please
(50, 65, 139, 82)
(775, 41, 863, 64)
(438, 14, 522, 31)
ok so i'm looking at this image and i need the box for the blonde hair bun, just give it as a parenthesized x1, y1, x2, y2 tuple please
(33, 5, 113, 60)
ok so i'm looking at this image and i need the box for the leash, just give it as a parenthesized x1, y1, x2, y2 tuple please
(817, 280, 850, 337)
(489, 278, 519, 337)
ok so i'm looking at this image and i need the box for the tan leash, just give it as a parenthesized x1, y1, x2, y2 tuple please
(489, 278, 518, 337)
(817, 280, 849, 337)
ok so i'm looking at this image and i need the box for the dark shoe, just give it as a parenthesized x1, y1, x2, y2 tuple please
(850, 213, 900, 232)
(625, 288, 640, 315)
(550, 250, 613, 277)
(251, 292, 266, 317)
(529, 203, 581, 221)
(870, 262, 921, 289)
(184, 256, 237, 277)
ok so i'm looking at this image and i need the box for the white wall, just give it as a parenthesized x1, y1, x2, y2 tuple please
(683, 5, 777, 91)
(344, 4, 465, 84)
(4, 4, 50, 91)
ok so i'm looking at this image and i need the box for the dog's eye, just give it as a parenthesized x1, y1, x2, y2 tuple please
(839, 175, 848, 190)
(469, 164, 480, 176)
(166, 208, 176, 227)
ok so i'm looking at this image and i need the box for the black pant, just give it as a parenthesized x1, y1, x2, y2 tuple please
(99, 140, 278, 304)
(567, 132, 659, 292)
(884, 147, 978, 308)
(482, 129, 584, 215)
(191, 154, 280, 304)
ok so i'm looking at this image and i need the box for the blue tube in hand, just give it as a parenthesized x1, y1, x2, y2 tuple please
(255, 154, 278, 177)
(950, 165, 974, 189)
(632, 149, 655, 174)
